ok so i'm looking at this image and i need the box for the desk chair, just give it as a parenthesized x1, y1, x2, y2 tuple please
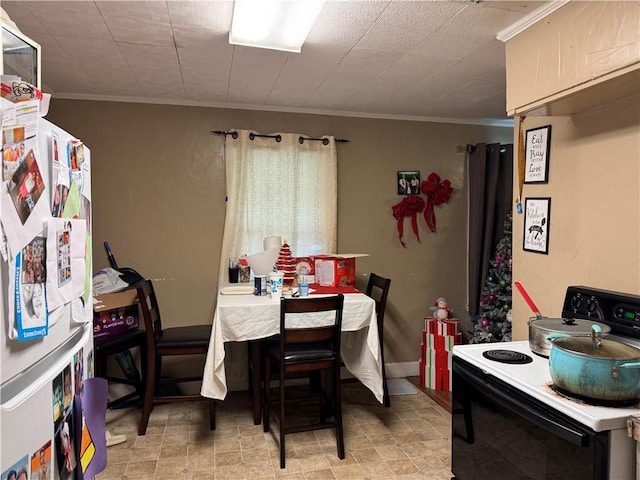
(136, 280, 215, 435)
(263, 295, 345, 469)
(366, 273, 392, 407)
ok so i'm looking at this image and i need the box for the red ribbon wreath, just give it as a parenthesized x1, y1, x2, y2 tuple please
(391, 194, 425, 248)
(420, 172, 453, 232)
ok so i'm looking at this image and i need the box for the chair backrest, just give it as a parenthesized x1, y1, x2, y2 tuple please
(136, 279, 163, 348)
(279, 294, 344, 358)
(366, 273, 391, 336)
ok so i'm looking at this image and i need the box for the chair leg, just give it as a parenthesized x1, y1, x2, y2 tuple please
(382, 367, 391, 408)
(263, 357, 271, 434)
(334, 366, 345, 459)
(137, 343, 148, 404)
(154, 356, 162, 396)
(279, 369, 286, 469)
(138, 353, 156, 436)
(379, 333, 391, 408)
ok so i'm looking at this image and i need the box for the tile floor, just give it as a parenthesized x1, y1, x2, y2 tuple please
(98, 382, 453, 480)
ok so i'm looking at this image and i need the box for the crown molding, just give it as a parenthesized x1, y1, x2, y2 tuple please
(50, 93, 514, 128)
(497, 0, 570, 43)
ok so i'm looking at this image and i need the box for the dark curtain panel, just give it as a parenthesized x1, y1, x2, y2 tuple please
(468, 143, 513, 316)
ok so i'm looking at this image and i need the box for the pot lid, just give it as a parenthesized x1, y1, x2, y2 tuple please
(530, 317, 611, 335)
(553, 336, 640, 360)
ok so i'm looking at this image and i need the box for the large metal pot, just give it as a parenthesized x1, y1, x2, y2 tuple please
(529, 316, 610, 357)
(548, 327, 640, 402)
(514, 281, 611, 356)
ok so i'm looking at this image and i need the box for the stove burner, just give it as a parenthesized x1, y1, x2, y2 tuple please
(548, 383, 640, 408)
(482, 349, 533, 364)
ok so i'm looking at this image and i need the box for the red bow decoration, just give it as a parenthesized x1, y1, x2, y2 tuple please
(420, 172, 453, 232)
(391, 194, 425, 247)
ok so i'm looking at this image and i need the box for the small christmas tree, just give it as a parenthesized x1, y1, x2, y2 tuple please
(470, 212, 513, 343)
(276, 241, 296, 286)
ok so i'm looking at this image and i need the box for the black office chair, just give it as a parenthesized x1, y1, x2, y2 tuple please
(136, 280, 216, 435)
(263, 295, 345, 469)
(366, 273, 392, 407)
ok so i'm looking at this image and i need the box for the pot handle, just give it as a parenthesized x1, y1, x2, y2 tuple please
(547, 325, 604, 344)
(546, 333, 570, 341)
(619, 362, 640, 369)
(514, 282, 543, 319)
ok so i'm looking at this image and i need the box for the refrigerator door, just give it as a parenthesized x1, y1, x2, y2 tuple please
(0, 113, 96, 478)
(0, 325, 92, 478)
(1, 118, 90, 385)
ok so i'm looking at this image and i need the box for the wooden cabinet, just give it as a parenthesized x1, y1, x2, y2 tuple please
(504, 1, 639, 116)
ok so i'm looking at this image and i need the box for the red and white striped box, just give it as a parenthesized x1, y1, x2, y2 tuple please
(420, 346, 451, 389)
(426, 332, 461, 353)
(420, 317, 462, 391)
(424, 317, 460, 335)
(420, 363, 451, 391)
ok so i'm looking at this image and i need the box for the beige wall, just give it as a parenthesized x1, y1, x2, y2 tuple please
(46, 100, 512, 381)
(511, 102, 640, 340)
(507, 1, 640, 340)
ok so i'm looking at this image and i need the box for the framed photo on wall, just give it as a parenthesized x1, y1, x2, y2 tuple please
(397, 171, 420, 195)
(523, 197, 551, 254)
(524, 125, 551, 184)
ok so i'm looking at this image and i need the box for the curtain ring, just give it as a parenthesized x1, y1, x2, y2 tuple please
(322, 138, 329, 145)
(275, 135, 282, 143)
(231, 132, 238, 139)
(299, 137, 305, 144)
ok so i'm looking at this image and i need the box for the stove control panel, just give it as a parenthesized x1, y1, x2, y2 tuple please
(562, 286, 640, 340)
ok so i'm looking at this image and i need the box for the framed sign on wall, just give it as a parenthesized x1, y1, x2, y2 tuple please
(524, 125, 551, 184)
(523, 197, 551, 254)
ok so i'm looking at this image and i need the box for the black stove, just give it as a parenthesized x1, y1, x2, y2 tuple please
(452, 286, 640, 480)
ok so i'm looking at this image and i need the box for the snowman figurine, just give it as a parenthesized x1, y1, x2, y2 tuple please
(431, 297, 452, 320)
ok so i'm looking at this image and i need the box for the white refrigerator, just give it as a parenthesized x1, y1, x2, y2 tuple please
(0, 109, 99, 480)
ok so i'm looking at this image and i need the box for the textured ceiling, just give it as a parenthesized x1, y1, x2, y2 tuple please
(2, 1, 547, 124)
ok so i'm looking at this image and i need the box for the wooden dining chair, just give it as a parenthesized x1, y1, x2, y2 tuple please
(366, 273, 392, 407)
(94, 327, 147, 409)
(263, 295, 345, 469)
(136, 279, 216, 435)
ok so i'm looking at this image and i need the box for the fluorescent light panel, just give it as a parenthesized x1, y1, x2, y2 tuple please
(229, 0, 326, 53)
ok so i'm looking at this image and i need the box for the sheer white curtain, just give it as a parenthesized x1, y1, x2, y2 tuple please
(218, 130, 337, 284)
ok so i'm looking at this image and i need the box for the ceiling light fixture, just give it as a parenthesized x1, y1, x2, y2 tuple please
(229, 0, 326, 53)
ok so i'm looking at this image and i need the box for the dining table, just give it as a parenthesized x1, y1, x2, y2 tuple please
(201, 283, 384, 424)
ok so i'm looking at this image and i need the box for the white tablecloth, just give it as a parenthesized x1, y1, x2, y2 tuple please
(201, 291, 384, 403)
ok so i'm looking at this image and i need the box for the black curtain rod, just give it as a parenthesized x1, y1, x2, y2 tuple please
(211, 130, 350, 144)
(465, 144, 507, 153)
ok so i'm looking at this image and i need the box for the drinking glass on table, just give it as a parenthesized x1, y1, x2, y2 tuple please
(228, 258, 239, 283)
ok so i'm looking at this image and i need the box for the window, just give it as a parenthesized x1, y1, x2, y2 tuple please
(218, 130, 337, 283)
